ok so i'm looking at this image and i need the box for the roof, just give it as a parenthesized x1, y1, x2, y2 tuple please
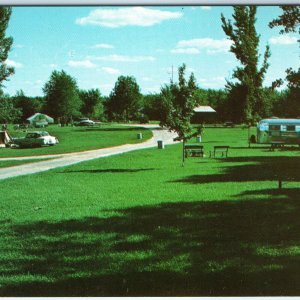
(193, 106, 216, 113)
(258, 118, 300, 125)
(26, 113, 54, 123)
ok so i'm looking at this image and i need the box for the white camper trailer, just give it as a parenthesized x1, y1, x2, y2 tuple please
(257, 118, 300, 145)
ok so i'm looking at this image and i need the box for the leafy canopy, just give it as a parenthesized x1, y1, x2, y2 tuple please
(107, 76, 142, 122)
(160, 64, 198, 142)
(221, 6, 271, 123)
(0, 7, 14, 87)
(43, 70, 82, 120)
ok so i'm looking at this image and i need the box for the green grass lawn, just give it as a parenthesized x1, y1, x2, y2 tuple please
(0, 158, 51, 168)
(1, 124, 152, 158)
(0, 127, 299, 296)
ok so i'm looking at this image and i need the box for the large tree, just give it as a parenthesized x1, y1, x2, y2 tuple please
(269, 6, 300, 118)
(107, 76, 142, 122)
(159, 64, 198, 165)
(269, 6, 300, 35)
(221, 6, 271, 123)
(79, 88, 104, 120)
(13, 90, 45, 121)
(0, 91, 21, 124)
(0, 7, 14, 87)
(43, 70, 82, 122)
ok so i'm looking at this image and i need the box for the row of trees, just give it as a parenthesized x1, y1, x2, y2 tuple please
(0, 67, 297, 125)
(0, 6, 299, 126)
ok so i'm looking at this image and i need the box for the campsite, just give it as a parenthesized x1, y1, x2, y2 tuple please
(0, 4, 299, 298)
(0, 125, 300, 296)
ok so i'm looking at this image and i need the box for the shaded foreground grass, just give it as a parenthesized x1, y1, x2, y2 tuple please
(0, 124, 152, 158)
(0, 127, 299, 296)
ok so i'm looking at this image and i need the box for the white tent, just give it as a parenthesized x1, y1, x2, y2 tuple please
(26, 113, 54, 127)
(0, 131, 12, 148)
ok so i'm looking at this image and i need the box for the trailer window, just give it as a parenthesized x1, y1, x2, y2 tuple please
(269, 125, 280, 131)
(287, 125, 295, 131)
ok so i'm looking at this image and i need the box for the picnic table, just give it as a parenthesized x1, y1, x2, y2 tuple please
(184, 144, 204, 158)
(270, 141, 285, 151)
(210, 146, 229, 158)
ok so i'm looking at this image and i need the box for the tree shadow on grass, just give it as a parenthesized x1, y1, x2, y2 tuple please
(1, 193, 300, 296)
(172, 156, 300, 184)
(59, 168, 157, 174)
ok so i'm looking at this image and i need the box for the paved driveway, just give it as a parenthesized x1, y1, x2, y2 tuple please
(0, 127, 178, 180)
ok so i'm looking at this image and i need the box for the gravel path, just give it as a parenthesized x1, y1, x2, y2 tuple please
(0, 128, 178, 180)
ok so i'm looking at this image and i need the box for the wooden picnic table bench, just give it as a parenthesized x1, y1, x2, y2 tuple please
(210, 145, 229, 158)
(270, 141, 285, 151)
(184, 144, 204, 158)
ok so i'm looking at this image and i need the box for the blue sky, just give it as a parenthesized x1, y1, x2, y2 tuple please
(4, 6, 300, 97)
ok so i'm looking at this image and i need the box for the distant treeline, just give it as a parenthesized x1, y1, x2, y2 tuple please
(0, 74, 297, 125)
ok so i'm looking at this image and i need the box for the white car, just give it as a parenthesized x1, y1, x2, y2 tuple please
(14, 131, 59, 148)
(75, 119, 95, 126)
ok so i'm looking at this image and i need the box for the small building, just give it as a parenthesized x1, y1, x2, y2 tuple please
(26, 113, 54, 128)
(192, 105, 216, 124)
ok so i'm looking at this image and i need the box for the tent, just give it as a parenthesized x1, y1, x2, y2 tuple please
(0, 131, 12, 148)
(26, 113, 54, 127)
(192, 105, 216, 123)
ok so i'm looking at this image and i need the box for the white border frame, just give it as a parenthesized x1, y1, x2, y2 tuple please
(2, 0, 300, 5)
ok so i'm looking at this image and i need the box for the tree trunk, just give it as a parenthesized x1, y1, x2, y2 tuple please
(182, 140, 185, 167)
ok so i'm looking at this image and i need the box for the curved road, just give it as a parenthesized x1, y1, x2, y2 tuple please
(0, 127, 178, 180)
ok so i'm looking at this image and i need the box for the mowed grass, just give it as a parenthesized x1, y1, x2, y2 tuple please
(0, 158, 51, 168)
(0, 124, 152, 158)
(0, 127, 299, 296)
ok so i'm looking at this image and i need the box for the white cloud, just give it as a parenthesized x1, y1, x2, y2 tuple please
(76, 7, 183, 28)
(269, 35, 298, 45)
(198, 76, 226, 88)
(68, 59, 97, 68)
(171, 47, 200, 54)
(201, 6, 212, 10)
(142, 77, 153, 82)
(88, 54, 155, 62)
(6, 59, 23, 68)
(93, 43, 114, 49)
(102, 67, 120, 75)
(176, 38, 232, 54)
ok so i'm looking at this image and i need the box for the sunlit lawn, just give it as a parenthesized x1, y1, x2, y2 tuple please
(0, 124, 152, 158)
(0, 158, 51, 168)
(0, 127, 299, 296)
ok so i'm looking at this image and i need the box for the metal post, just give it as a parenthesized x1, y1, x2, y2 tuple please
(248, 124, 251, 148)
(182, 140, 185, 167)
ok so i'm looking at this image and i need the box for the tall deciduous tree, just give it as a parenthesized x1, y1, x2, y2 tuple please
(0, 7, 14, 86)
(269, 6, 300, 35)
(269, 6, 300, 118)
(160, 64, 198, 165)
(43, 70, 82, 122)
(0, 91, 21, 123)
(107, 76, 142, 122)
(79, 89, 104, 120)
(221, 6, 271, 123)
(13, 90, 45, 121)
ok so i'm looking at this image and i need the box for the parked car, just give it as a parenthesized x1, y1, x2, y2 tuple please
(224, 121, 235, 127)
(74, 119, 95, 126)
(14, 131, 59, 148)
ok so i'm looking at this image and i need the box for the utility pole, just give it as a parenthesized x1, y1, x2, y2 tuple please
(168, 65, 174, 83)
